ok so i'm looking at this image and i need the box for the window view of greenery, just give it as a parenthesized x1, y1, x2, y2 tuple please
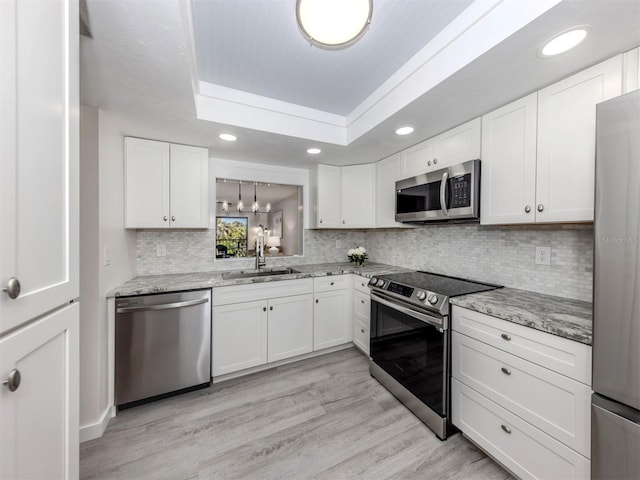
(216, 217, 248, 258)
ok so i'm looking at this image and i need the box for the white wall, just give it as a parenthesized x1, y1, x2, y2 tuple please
(271, 191, 300, 256)
(79, 105, 100, 431)
(78, 110, 137, 441)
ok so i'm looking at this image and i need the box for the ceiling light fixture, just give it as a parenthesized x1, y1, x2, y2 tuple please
(307, 147, 322, 155)
(219, 133, 237, 142)
(539, 27, 588, 57)
(237, 182, 243, 212)
(395, 126, 414, 136)
(296, 0, 373, 49)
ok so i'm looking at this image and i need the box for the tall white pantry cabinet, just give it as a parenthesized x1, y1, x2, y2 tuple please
(0, 0, 79, 479)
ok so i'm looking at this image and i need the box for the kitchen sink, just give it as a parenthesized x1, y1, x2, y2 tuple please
(221, 268, 300, 280)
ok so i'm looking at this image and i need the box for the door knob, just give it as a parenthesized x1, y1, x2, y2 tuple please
(427, 161, 432, 167)
(501, 367, 512, 375)
(524, 205, 531, 213)
(3, 369, 21, 392)
(269, 306, 273, 311)
(163, 216, 168, 221)
(171, 216, 176, 221)
(3, 277, 21, 299)
(501, 333, 511, 341)
(433, 158, 438, 165)
(537, 204, 544, 212)
(501, 424, 511, 434)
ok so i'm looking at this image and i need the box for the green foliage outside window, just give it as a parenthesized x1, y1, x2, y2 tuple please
(216, 217, 248, 257)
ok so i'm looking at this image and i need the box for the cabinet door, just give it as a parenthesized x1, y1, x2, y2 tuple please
(169, 144, 209, 228)
(0, 0, 79, 333)
(267, 294, 313, 362)
(124, 137, 170, 228)
(314, 290, 351, 350)
(375, 154, 403, 228)
(0, 303, 79, 480)
(401, 139, 433, 178)
(212, 300, 267, 376)
(536, 56, 622, 222)
(431, 117, 481, 170)
(480, 94, 538, 225)
(316, 164, 341, 227)
(341, 164, 375, 228)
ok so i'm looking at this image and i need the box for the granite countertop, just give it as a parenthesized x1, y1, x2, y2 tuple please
(450, 287, 592, 345)
(108, 262, 411, 298)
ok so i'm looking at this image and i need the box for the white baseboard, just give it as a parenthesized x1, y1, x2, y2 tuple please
(79, 405, 113, 443)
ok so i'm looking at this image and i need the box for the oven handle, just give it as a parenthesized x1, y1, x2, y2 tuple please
(371, 292, 445, 329)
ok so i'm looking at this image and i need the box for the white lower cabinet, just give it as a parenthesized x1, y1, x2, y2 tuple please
(452, 379, 590, 480)
(267, 294, 313, 363)
(352, 275, 371, 355)
(212, 279, 313, 377)
(451, 305, 592, 479)
(313, 276, 351, 351)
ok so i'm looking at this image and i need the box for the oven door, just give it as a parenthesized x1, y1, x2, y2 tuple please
(369, 292, 448, 418)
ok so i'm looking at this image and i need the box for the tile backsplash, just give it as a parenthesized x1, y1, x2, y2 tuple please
(136, 224, 593, 302)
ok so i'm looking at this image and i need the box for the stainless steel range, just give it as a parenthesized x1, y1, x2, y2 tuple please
(368, 271, 501, 439)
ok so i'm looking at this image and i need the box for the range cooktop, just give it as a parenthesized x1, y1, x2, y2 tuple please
(368, 271, 502, 316)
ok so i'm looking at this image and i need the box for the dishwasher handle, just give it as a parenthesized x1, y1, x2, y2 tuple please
(116, 297, 209, 313)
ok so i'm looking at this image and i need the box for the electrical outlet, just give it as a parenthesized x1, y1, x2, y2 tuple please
(335, 240, 342, 249)
(535, 246, 551, 266)
(103, 248, 111, 267)
(156, 244, 167, 257)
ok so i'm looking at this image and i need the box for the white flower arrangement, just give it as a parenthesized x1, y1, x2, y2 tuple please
(347, 246, 368, 266)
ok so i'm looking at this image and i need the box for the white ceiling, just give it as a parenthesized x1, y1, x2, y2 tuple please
(80, 0, 640, 168)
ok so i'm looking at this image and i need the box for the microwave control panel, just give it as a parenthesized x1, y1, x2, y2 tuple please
(450, 173, 471, 208)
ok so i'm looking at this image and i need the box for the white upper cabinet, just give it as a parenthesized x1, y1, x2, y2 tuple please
(125, 137, 209, 229)
(536, 56, 622, 223)
(341, 164, 375, 228)
(401, 138, 433, 179)
(481, 93, 538, 225)
(315, 163, 375, 228)
(316, 164, 341, 228)
(375, 153, 403, 228)
(1, 0, 79, 333)
(482, 56, 623, 225)
(400, 118, 481, 180)
(431, 117, 482, 169)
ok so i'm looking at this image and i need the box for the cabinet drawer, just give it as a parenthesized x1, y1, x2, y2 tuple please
(213, 278, 313, 306)
(452, 305, 591, 385)
(452, 379, 590, 480)
(353, 319, 370, 355)
(452, 332, 591, 457)
(352, 275, 370, 294)
(313, 275, 348, 292)
(353, 290, 370, 320)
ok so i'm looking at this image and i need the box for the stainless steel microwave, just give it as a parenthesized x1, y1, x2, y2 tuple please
(395, 159, 480, 223)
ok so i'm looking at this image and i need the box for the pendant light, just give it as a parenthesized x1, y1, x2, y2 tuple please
(237, 182, 243, 212)
(252, 183, 260, 214)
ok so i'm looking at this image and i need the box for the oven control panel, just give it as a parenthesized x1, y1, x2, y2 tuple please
(368, 277, 446, 313)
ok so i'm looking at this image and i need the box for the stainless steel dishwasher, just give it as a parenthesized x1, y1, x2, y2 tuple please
(115, 289, 211, 408)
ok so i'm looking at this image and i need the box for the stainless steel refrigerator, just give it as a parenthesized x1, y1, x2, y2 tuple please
(592, 89, 640, 479)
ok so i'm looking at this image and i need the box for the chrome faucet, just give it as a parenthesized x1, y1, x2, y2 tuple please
(256, 224, 266, 270)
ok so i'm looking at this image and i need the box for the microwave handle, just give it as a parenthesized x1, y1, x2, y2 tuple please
(440, 171, 449, 216)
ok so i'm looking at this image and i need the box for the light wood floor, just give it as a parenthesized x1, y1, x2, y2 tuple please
(80, 348, 514, 480)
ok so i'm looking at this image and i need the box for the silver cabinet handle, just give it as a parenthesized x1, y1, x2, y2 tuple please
(319, 219, 323, 224)
(163, 216, 168, 221)
(361, 300, 365, 304)
(524, 205, 531, 213)
(501, 333, 511, 341)
(360, 328, 365, 333)
(3, 369, 21, 392)
(116, 297, 209, 313)
(3, 277, 21, 299)
(427, 160, 432, 167)
(537, 204, 544, 212)
(371, 292, 444, 329)
(440, 171, 449, 216)
(433, 158, 438, 165)
(269, 306, 273, 311)
(501, 367, 512, 375)
(263, 307, 267, 312)
(501, 424, 511, 434)
(315, 299, 319, 303)
(330, 282, 334, 286)
(171, 216, 176, 221)
(342, 220, 346, 224)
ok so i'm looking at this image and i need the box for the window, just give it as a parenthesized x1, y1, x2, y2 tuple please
(216, 217, 248, 258)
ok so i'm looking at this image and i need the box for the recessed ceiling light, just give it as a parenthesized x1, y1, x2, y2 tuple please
(296, 0, 372, 49)
(540, 28, 588, 57)
(307, 148, 322, 154)
(395, 126, 415, 136)
(219, 133, 237, 142)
